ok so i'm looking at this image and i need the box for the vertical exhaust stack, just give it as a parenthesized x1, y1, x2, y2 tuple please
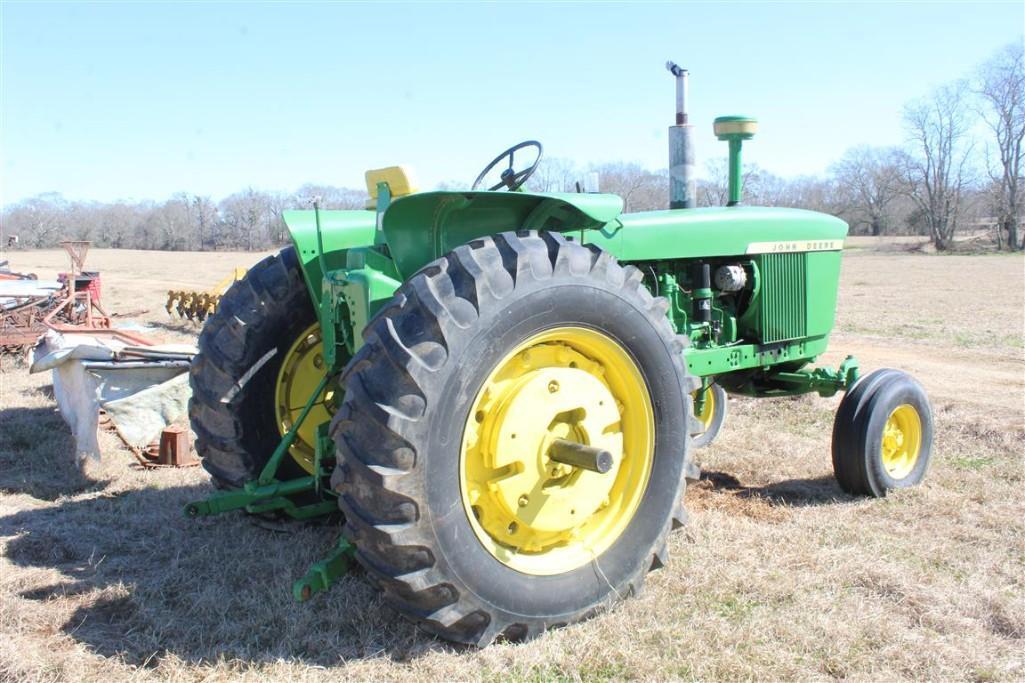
(666, 61, 695, 209)
(713, 116, 758, 206)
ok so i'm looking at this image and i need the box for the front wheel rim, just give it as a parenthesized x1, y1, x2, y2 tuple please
(459, 326, 655, 576)
(694, 388, 716, 430)
(880, 404, 922, 479)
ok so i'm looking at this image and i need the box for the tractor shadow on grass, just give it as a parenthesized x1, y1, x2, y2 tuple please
(694, 470, 854, 508)
(146, 319, 202, 334)
(0, 483, 454, 667)
(0, 405, 111, 500)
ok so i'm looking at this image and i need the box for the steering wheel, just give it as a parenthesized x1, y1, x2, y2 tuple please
(471, 140, 543, 191)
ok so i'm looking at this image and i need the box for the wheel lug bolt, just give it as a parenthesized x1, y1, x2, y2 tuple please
(518, 494, 529, 507)
(548, 380, 560, 393)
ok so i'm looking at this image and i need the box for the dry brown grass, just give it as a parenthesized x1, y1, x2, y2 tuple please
(1, 245, 1023, 682)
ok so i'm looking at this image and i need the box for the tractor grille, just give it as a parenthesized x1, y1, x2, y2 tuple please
(759, 252, 807, 343)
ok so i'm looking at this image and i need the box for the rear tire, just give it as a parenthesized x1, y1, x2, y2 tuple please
(189, 247, 317, 488)
(331, 231, 697, 645)
(831, 369, 933, 497)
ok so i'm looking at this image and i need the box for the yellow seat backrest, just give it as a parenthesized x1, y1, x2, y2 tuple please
(365, 166, 419, 209)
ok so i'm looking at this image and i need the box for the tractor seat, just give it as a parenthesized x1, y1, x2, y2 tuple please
(365, 166, 419, 209)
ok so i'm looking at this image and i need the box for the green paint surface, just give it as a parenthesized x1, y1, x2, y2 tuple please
(284, 192, 850, 390)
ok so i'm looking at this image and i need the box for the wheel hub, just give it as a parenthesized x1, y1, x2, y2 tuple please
(461, 327, 654, 575)
(481, 364, 620, 537)
(880, 403, 922, 480)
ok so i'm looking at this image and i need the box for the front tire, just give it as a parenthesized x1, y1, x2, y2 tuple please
(331, 231, 697, 645)
(691, 383, 727, 448)
(831, 369, 933, 497)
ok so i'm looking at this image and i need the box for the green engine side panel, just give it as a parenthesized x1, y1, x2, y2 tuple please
(805, 250, 843, 337)
(585, 206, 847, 260)
(380, 191, 624, 278)
(282, 209, 377, 306)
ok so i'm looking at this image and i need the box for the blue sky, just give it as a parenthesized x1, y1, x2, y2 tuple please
(1, 1, 1022, 205)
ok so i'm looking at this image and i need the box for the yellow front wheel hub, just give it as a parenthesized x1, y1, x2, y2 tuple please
(275, 322, 335, 474)
(460, 327, 655, 575)
(880, 404, 922, 479)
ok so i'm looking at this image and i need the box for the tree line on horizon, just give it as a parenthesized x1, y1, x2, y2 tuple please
(2, 41, 1021, 253)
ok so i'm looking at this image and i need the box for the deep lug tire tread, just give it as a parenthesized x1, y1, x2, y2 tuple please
(189, 247, 316, 488)
(330, 230, 696, 646)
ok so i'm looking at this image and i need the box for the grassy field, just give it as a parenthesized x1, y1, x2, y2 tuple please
(1, 245, 1023, 682)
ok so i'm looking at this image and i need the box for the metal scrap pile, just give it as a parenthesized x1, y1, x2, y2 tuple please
(0, 263, 62, 354)
(1, 242, 115, 356)
(4, 243, 203, 470)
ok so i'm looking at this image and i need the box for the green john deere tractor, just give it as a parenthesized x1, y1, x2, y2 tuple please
(186, 69, 933, 646)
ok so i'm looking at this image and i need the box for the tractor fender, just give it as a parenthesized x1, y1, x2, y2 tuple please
(381, 191, 624, 278)
(281, 209, 377, 306)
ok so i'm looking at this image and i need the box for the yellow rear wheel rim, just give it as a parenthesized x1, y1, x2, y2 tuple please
(460, 327, 655, 576)
(274, 322, 334, 474)
(880, 404, 922, 479)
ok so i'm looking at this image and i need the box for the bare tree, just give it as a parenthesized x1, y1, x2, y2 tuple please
(775, 175, 839, 214)
(152, 194, 194, 250)
(592, 163, 667, 212)
(976, 41, 1025, 250)
(832, 146, 904, 235)
(219, 188, 274, 250)
(526, 157, 579, 193)
(697, 158, 730, 207)
(697, 158, 805, 208)
(293, 184, 367, 210)
(96, 202, 142, 248)
(2, 193, 69, 247)
(188, 195, 217, 250)
(902, 81, 976, 250)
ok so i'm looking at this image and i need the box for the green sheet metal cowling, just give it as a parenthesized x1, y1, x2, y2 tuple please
(584, 205, 847, 260)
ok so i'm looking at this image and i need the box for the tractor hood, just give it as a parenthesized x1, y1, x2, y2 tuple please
(585, 206, 849, 260)
(381, 191, 624, 277)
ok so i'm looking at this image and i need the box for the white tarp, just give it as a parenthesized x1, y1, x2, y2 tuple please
(30, 331, 197, 464)
(0, 279, 61, 309)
